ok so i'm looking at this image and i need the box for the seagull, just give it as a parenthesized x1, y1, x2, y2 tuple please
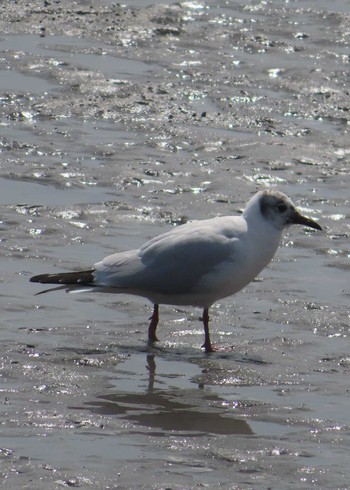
(30, 190, 322, 352)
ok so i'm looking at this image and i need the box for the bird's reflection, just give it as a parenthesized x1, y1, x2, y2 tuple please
(82, 353, 253, 436)
(146, 353, 156, 391)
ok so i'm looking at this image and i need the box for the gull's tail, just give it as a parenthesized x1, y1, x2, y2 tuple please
(30, 270, 95, 285)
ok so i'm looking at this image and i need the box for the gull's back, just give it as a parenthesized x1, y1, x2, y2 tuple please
(93, 215, 249, 304)
(92, 209, 281, 307)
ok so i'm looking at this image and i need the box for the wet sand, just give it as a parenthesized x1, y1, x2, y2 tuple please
(0, 0, 349, 488)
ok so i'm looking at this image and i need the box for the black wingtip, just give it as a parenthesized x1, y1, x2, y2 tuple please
(29, 270, 95, 285)
(30, 274, 45, 283)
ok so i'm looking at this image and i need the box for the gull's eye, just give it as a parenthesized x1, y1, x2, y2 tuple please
(276, 202, 287, 213)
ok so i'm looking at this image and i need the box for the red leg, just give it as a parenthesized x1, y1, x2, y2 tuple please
(202, 307, 215, 353)
(148, 304, 159, 343)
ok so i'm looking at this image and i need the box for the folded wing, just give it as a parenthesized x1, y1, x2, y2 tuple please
(94, 217, 245, 296)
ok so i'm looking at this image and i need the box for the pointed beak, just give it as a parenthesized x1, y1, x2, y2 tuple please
(292, 211, 322, 231)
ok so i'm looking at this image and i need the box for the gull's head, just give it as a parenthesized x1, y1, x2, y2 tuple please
(244, 190, 322, 232)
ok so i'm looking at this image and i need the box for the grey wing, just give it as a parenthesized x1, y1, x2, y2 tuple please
(93, 225, 237, 295)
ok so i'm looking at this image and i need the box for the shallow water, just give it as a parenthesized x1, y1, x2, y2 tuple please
(0, 0, 349, 488)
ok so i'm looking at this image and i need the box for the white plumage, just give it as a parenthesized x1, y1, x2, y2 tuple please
(30, 190, 322, 352)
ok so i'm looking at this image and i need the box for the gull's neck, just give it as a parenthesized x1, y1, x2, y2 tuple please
(242, 193, 282, 261)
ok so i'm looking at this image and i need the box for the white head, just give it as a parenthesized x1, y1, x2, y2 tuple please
(243, 190, 322, 232)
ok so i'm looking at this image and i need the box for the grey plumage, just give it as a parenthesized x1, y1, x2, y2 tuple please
(29, 190, 322, 352)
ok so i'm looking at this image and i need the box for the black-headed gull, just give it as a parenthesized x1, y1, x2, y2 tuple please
(30, 190, 322, 352)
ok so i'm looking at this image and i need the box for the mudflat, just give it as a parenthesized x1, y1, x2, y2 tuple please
(0, 1, 348, 488)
